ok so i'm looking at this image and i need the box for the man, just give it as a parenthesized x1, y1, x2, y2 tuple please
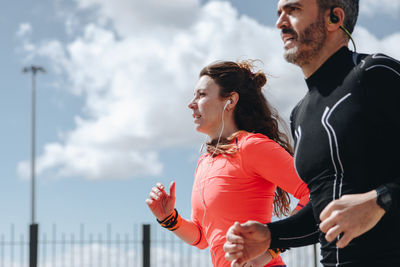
(223, 0, 400, 266)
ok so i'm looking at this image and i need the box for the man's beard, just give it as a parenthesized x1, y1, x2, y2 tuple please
(283, 14, 327, 66)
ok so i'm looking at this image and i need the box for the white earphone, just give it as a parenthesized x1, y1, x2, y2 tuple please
(196, 98, 233, 265)
(199, 100, 232, 154)
(224, 99, 232, 110)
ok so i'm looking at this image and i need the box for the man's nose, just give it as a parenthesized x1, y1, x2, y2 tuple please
(276, 13, 289, 29)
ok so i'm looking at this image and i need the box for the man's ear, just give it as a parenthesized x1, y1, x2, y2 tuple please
(327, 7, 345, 32)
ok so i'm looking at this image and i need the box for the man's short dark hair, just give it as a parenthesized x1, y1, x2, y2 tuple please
(317, 0, 359, 34)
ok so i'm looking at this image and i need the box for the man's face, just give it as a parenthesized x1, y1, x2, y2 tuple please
(276, 0, 327, 66)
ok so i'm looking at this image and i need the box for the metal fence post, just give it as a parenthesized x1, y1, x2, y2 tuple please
(29, 223, 39, 267)
(313, 243, 318, 267)
(142, 224, 150, 267)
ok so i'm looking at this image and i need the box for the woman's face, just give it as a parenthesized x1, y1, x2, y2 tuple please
(188, 75, 227, 137)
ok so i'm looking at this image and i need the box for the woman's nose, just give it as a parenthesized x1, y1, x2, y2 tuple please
(188, 99, 196, 109)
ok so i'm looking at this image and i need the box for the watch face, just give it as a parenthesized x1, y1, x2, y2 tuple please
(381, 193, 392, 205)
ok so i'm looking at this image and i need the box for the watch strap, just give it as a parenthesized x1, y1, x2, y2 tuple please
(376, 185, 392, 213)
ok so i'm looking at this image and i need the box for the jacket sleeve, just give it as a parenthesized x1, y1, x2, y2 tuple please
(362, 54, 400, 215)
(241, 134, 310, 211)
(190, 215, 208, 249)
(190, 155, 209, 249)
(267, 201, 319, 248)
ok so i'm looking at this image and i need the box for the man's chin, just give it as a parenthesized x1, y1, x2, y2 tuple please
(283, 47, 299, 64)
(283, 39, 297, 50)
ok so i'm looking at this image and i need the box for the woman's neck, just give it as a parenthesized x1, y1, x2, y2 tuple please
(208, 123, 238, 142)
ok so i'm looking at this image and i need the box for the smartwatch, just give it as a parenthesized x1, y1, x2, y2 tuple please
(376, 185, 392, 213)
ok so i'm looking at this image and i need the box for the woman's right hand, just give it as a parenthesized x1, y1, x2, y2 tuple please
(243, 251, 273, 267)
(145, 181, 176, 221)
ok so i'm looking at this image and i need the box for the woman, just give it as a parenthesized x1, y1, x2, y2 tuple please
(146, 60, 309, 267)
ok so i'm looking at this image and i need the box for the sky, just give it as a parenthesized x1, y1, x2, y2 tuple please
(1, 0, 399, 243)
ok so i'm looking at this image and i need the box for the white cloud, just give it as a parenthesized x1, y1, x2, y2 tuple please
(16, 23, 36, 59)
(353, 26, 400, 59)
(17, 0, 400, 180)
(16, 23, 32, 37)
(360, 0, 400, 17)
(74, 0, 201, 37)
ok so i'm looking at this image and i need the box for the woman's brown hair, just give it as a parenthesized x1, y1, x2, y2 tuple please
(199, 60, 293, 217)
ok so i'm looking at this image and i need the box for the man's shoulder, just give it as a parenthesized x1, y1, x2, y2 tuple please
(290, 97, 306, 121)
(349, 52, 400, 86)
(354, 52, 400, 71)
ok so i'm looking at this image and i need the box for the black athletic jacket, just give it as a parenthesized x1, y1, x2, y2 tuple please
(267, 47, 400, 266)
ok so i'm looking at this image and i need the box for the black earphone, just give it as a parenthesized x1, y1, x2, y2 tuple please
(329, 7, 340, 24)
(329, 6, 357, 52)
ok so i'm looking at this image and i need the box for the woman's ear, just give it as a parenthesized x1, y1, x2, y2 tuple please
(228, 92, 239, 110)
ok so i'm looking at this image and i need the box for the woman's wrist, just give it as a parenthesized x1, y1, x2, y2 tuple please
(156, 210, 174, 223)
(157, 208, 182, 231)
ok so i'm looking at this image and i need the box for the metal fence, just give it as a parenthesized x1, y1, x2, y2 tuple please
(0, 224, 322, 267)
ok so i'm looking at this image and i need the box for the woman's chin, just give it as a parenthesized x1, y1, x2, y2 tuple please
(195, 126, 208, 135)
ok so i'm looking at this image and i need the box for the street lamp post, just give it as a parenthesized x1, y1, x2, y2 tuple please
(22, 65, 46, 267)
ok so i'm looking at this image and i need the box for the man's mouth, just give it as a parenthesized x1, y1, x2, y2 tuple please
(283, 35, 295, 43)
(281, 29, 298, 46)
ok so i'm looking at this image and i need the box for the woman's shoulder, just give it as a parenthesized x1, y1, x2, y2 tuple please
(239, 131, 272, 142)
(238, 132, 288, 166)
(238, 132, 274, 149)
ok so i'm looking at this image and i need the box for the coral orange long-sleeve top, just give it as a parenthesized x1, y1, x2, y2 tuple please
(191, 132, 309, 267)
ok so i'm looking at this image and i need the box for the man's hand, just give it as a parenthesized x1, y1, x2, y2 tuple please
(224, 221, 271, 267)
(319, 190, 385, 248)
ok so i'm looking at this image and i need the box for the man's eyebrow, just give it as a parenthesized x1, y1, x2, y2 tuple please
(277, 2, 302, 17)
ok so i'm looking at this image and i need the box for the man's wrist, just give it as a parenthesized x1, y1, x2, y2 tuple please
(376, 185, 392, 213)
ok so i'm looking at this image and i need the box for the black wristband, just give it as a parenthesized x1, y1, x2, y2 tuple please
(376, 185, 392, 213)
(157, 209, 176, 224)
(157, 209, 180, 229)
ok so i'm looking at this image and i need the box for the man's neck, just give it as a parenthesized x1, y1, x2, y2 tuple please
(301, 42, 348, 78)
